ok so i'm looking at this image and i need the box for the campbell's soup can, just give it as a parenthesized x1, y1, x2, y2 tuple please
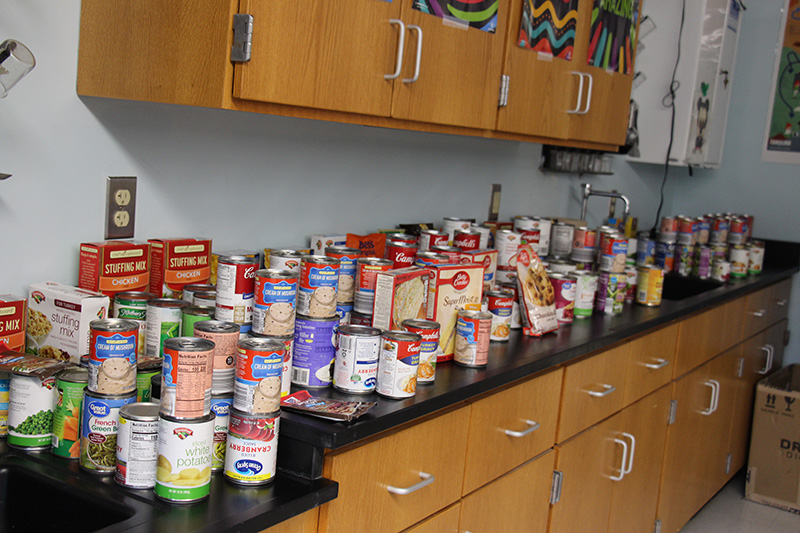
(693, 246, 713, 279)
(215, 255, 258, 328)
(496, 230, 522, 268)
(624, 267, 638, 302)
(744, 215, 755, 242)
(224, 408, 279, 486)
(298, 255, 340, 319)
(115, 402, 160, 489)
(388, 233, 417, 245)
(234, 338, 284, 415)
(7, 374, 56, 451)
(484, 291, 513, 342)
(154, 412, 214, 503)
(376, 330, 421, 399)
(414, 252, 449, 268)
(710, 216, 729, 244)
(89, 319, 139, 396)
(113, 291, 157, 355)
(727, 218, 746, 245)
(385, 241, 419, 269)
(354, 257, 393, 315)
(498, 281, 522, 329)
(252, 269, 298, 336)
(660, 217, 679, 235)
(549, 274, 577, 325)
(673, 245, 694, 277)
(160, 337, 214, 419)
(210, 393, 232, 472)
(418, 229, 449, 251)
(430, 245, 462, 263)
(402, 319, 440, 384)
(595, 272, 627, 315)
(269, 250, 303, 273)
(599, 235, 628, 273)
(636, 266, 664, 307)
(636, 232, 656, 266)
(572, 271, 598, 318)
(145, 298, 190, 358)
(513, 215, 536, 232)
(80, 389, 137, 474)
(471, 225, 492, 249)
(51, 368, 88, 459)
(729, 245, 749, 278)
(349, 310, 373, 327)
(654, 241, 676, 272)
(453, 229, 482, 252)
(454, 310, 492, 367)
(292, 315, 339, 388)
(326, 246, 361, 304)
(443, 217, 472, 243)
(712, 260, 731, 283)
(333, 325, 381, 394)
(550, 223, 574, 259)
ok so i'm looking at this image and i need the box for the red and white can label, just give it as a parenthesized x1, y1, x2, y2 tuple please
(599, 238, 629, 272)
(403, 322, 440, 383)
(89, 328, 138, 395)
(454, 312, 491, 366)
(572, 228, 597, 250)
(161, 342, 213, 419)
(453, 230, 481, 252)
(224, 411, 279, 485)
(418, 230, 449, 251)
(486, 293, 513, 342)
(215, 260, 257, 325)
(376, 334, 420, 399)
(496, 231, 521, 268)
(660, 217, 678, 234)
(298, 261, 340, 318)
(385, 242, 418, 269)
(234, 344, 284, 415)
(520, 229, 541, 249)
(253, 273, 297, 336)
(551, 278, 576, 324)
(727, 219, 745, 245)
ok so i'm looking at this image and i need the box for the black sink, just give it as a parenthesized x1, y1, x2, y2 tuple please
(661, 274, 724, 301)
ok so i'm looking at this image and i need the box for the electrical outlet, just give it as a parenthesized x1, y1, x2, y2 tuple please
(105, 176, 137, 239)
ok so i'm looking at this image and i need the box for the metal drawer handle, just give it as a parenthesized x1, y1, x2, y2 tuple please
(586, 383, 616, 397)
(579, 72, 594, 114)
(643, 358, 669, 370)
(750, 309, 766, 318)
(402, 25, 422, 84)
(700, 380, 720, 415)
(622, 432, 636, 475)
(504, 420, 540, 438)
(567, 72, 585, 114)
(386, 471, 434, 495)
(609, 437, 629, 481)
(776, 299, 788, 307)
(384, 19, 406, 80)
(758, 345, 774, 375)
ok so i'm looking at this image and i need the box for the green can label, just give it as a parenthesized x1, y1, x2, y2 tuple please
(137, 370, 160, 402)
(80, 392, 136, 473)
(155, 415, 214, 503)
(7, 375, 56, 448)
(181, 312, 212, 339)
(0, 372, 9, 438)
(51, 377, 87, 458)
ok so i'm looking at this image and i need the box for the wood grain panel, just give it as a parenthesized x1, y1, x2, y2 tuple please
(624, 324, 679, 405)
(402, 503, 461, 533)
(673, 298, 745, 379)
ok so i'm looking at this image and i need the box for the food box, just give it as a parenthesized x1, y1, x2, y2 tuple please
(0, 295, 27, 352)
(210, 249, 262, 284)
(746, 365, 800, 513)
(372, 268, 430, 332)
(26, 282, 110, 364)
(148, 238, 212, 298)
(426, 264, 484, 361)
(310, 234, 347, 255)
(514, 244, 559, 337)
(78, 240, 151, 298)
(458, 249, 498, 292)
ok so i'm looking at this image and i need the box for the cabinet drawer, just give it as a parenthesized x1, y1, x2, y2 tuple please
(319, 407, 469, 533)
(624, 324, 679, 405)
(743, 279, 791, 337)
(674, 298, 745, 378)
(401, 503, 461, 533)
(557, 344, 628, 442)
(769, 278, 792, 324)
(462, 369, 562, 495)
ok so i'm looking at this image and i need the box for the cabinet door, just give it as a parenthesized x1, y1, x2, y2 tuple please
(624, 324, 679, 405)
(460, 451, 554, 533)
(673, 298, 745, 378)
(769, 279, 792, 325)
(743, 286, 774, 338)
(402, 503, 461, 533)
(234, 0, 400, 117)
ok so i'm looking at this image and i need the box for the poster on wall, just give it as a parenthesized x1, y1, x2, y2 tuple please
(762, 0, 800, 163)
(412, 0, 498, 33)
(587, 0, 640, 75)
(517, 0, 579, 60)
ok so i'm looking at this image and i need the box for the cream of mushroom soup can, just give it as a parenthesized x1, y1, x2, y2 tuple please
(454, 310, 492, 367)
(80, 389, 137, 474)
(325, 246, 361, 304)
(249, 333, 294, 398)
(154, 412, 214, 503)
(224, 408, 279, 486)
(298, 255, 340, 319)
(235, 338, 284, 415)
(115, 402, 160, 489)
(333, 325, 381, 394)
(252, 269, 298, 336)
(402, 319, 440, 384)
(376, 330, 421, 399)
(88, 319, 139, 396)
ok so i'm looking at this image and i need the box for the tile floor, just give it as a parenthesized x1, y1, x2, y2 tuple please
(681, 470, 800, 532)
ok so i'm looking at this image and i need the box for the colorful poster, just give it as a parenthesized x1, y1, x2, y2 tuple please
(587, 0, 640, 75)
(517, 0, 579, 60)
(412, 0, 498, 33)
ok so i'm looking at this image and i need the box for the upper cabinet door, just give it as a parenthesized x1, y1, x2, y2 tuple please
(234, 0, 401, 117)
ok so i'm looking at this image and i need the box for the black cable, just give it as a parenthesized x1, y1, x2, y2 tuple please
(651, 0, 686, 238)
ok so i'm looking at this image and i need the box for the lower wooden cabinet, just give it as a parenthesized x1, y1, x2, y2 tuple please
(402, 503, 461, 533)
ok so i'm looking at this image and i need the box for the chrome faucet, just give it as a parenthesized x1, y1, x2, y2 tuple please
(580, 183, 631, 223)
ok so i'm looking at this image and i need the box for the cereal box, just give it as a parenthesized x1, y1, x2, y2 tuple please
(426, 264, 484, 361)
(0, 296, 27, 353)
(311, 234, 347, 255)
(27, 282, 110, 364)
(148, 238, 212, 298)
(372, 268, 430, 332)
(458, 249, 498, 292)
(210, 249, 262, 285)
(78, 240, 151, 298)
(514, 245, 559, 337)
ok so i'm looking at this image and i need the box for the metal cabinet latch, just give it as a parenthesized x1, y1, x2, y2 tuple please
(498, 75, 510, 108)
(231, 14, 253, 63)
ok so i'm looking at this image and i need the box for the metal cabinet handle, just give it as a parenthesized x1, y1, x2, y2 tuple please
(750, 309, 766, 318)
(386, 471, 434, 495)
(504, 420, 540, 438)
(402, 25, 422, 84)
(384, 19, 406, 80)
(776, 299, 788, 307)
(579, 72, 594, 114)
(567, 72, 585, 114)
(587, 383, 616, 397)
(609, 438, 629, 481)
(622, 432, 636, 475)
(758, 345, 774, 375)
(643, 358, 669, 370)
(700, 380, 719, 415)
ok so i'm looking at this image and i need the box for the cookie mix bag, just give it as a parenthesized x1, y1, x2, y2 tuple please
(514, 245, 559, 336)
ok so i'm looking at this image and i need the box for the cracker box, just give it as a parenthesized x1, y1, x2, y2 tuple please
(458, 249, 498, 292)
(746, 365, 800, 513)
(0, 295, 27, 352)
(148, 238, 212, 298)
(78, 240, 151, 298)
(27, 282, 110, 364)
(426, 264, 484, 361)
(514, 245, 559, 337)
(372, 268, 430, 332)
(311, 234, 347, 255)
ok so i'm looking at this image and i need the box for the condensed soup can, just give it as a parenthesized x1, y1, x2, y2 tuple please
(80, 389, 137, 474)
(298, 255, 340, 319)
(636, 266, 664, 307)
(710, 216, 729, 244)
(729, 245, 749, 278)
(453, 229, 482, 252)
(246, 334, 293, 399)
(571, 227, 596, 262)
(354, 257, 392, 315)
(694, 246, 713, 279)
(727, 218, 745, 245)
(115, 402, 160, 489)
(377, 330, 422, 399)
(89, 319, 139, 396)
(224, 408, 279, 486)
(145, 298, 190, 357)
(595, 272, 627, 315)
(253, 269, 298, 336)
(402, 319, 440, 383)
(711, 260, 731, 283)
(748, 241, 765, 275)
(326, 246, 361, 304)
(572, 271, 598, 318)
(414, 252, 449, 268)
(388, 233, 417, 245)
(484, 291, 513, 341)
(660, 217, 679, 235)
(160, 337, 214, 419)
(193, 320, 240, 374)
(180, 306, 214, 337)
(550, 222, 574, 259)
(51, 368, 88, 459)
(181, 285, 216, 307)
(7, 374, 56, 450)
(454, 310, 492, 367)
(385, 241, 418, 270)
(269, 250, 303, 273)
(418, 229, 449, 251)
(549, 274, 577, 324)
(599, 235, 628, 273)
(442, 217, 472, 242)
(636, 232, 656, 266)
(210, 393, 232, 472)
(496, 230, 522, 268)
(430, 245, 462, 263)
(292, 315, 339, 388)
(235, 338, 284, 415)
(472, 225, 492, 249)
(215, 255, 258, 328)
(154, 412, 214, 503)
(654, 241, 676, 272)
(113, 291, 157, 355)
(333, 325, 381, 394)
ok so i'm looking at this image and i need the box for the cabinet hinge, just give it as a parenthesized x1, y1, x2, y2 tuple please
(737, 357, 745, 378)
(550, 470, 563, 504)
(231, 14, 254, 63)
(668, 400, 677, 425)
(498, 74, 510, 108)
(654, 519, 662, 533)
(725, 453, 732, 475)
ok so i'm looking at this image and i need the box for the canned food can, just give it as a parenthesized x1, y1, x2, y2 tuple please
(113, 291, 157, 355)
(354, 258, 393, 315)
(673, 245, 695, 277)
(727, 218, 745, 245)
(292, 315, 339, 388)
(7, 374, 56, 450)
(624, 267, 638, 302)
(636, 266, 664, 307)
(693, 246, 712, 279)
(80, 389, 137, 474)
(454, 310, 492, 367)
(388, 233, 418, 245)
(0, 372, 8, 438)
(235, 338, 284, 415)
(414, 252, 449, 268)
(471, 225, 492, 249)
(532, 218, 552, 257)
(696, 218, 711, 245)
(326, 246, 361, 303)
(595, 272, 627, 315)
(247, 334, 293, 398)
(729, 245, 749, 278)
(155, 412, 214, 503)
(550, 222, 574, 259)
(349, 310, 373, 327)
(519, 229, 541, 251)
(572, 271, 598, 318)
(418, 229, 449, 251)
(660, 217, 678, 235)
(385, 241, 418, 269)
(137, 359, 162, 403)
(51, 368, 88, 459)
(269, 250, 303, 273)
(89, 319, 139, 396)
(252, 269, 298, 336)
(210, 393, 232, 472)
(496, 267, 517, 285)
(442, 217, 472, 242)
(224, 408, 279, 486)
(333, 325, 381, 394)
(599, 234, 628, 273)
(297, 255, 340, 318)
(711, 260, 731, 283)
(548, 259, 576, 274)
(160, 337, 214, 419)
(180, 306, 214, 337)
(484, 291, 513, 341)
(215, 255, 258, 328)
(636, 233, 656, 266)
(453, 229, 482, 252)
(748, 241, 765, 275)
(193, 320, 240, 377)
(377, 330, 421, 398)
(549, 274, 577, 324)
(495, 230, 522, 268)
(654, 241, 676, 272)
(115, 402, 160, 488)
(180, 285, 216, 307)
(570, 227, 596, 262)
(710, 217, 729, 244)
(402, 319, 440, 383)
(512, 215, 536, 232)
(430, 245, 462, 263)
(336, 302, 354, 325)
(193, 290, 216, 308)
(744, 215, 755, 242)
(625, 238, 638, 266)
(145, 299, 190, 357)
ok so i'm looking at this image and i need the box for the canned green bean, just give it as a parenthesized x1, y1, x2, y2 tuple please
(136, 357, 162, 402)
(80, 389, 136, 475)
(210, 393, 232, 472)
(51, 368, 88, 459)
(180, 306, 214, 337)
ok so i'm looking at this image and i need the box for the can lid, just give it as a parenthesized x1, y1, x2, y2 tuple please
(218, 254, 259, 264)
(147, 298, 191, 308)
(357, 257, 393, 266)
(457, 309, 493, 320)
(193, 320, 241, 334)
(301, 255, 340, 265)
(182, 306, 215, 318)
(270, 249, 303, 257)
(137, 356, 163, 372)
(338, 324, 382, 337)
(255, 268, 299, 280)
(484, 290, 514, 298)
(114, 291, 158, 302)
(56, 367, 89, 384)
(238, 337, 286, 353)
(163, 337, 216, 351)
(120, 402, 160, 421)
(383, 330, 422, 343)
(89, 318, 140, 332)
(402, 319, 441, 330)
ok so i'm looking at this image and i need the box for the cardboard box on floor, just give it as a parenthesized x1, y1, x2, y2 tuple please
(746, 364, 800, 514)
